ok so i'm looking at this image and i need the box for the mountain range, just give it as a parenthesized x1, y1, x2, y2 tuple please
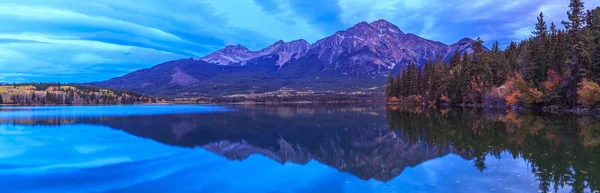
(90, 19, 477, 97)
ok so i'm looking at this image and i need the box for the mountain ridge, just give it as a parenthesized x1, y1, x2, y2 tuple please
(91, 19, 479, 97)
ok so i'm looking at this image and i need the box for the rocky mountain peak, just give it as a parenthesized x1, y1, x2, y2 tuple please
(455, 37, 475, 45)
(262, 39, 311, 66)
(370, 19, 404, 35)
(224, 45, 250, 51)
(200, 44, 255, 65)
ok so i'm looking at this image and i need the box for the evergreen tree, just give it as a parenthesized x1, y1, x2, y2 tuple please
(505, 41, 519, 71)
(462, 51, 470, 71)
(532, 12, 549, 38)
(562, 0, 588, 106)
(386, 73, 395, 98)
(491, 41, 500, 53)
(531, 12, 550, 85)
(416, 64, 424, 95)
(471, 37, 492, 84)
(587, 7, 600, 81)
(395, 71, 403, 97)
(449, 51, 461, 69)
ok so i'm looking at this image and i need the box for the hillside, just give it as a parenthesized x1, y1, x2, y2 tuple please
(90, 19, 477, 97)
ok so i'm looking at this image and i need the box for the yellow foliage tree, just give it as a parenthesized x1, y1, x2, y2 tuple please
(577, 79, 600, 108)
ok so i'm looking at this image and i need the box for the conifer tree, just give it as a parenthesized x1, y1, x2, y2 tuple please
(562, 0, 588, 106)
(449, 51, 461, 69)
(395, 71, 403, 97)
(386, 73, 395, 98)
(505, 41, 519, 71)
(531, 12, 550, 85)
(587, 8, 600, 81)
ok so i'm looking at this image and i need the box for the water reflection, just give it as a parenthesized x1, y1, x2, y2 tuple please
(387, 107, 600, 193)
(1, 105, 599, 193)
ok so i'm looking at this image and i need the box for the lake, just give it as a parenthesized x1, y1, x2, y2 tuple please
(0, 104, 598, 193)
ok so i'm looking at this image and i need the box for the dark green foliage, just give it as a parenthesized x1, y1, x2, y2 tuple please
(588, 7, 600, 81)
(385, 0, 600, 108)
(385, 73, 394, 98)
(563, 0, 590, 106)
(531, 12, 551, 86)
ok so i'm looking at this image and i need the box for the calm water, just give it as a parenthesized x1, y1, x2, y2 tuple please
(0, 105, 599, 193)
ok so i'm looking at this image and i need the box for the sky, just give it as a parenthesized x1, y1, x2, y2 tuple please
(0, 0, 599, 83)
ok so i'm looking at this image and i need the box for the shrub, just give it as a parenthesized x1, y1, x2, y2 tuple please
(486, 79, 518, 107)
(541, 70, 562, 104)
(512, 73, 543, 105)
(505, 90, 521, 106)
(577, 79, 600, 108)
(403, 95, 423, 108)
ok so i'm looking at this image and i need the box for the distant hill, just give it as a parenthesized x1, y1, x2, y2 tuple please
(90, 19, 478, 97)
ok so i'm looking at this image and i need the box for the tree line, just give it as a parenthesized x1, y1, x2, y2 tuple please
(0, 83, 158, 105)
(386, 0, 600, 109)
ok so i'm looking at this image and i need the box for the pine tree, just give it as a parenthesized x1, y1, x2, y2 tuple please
(445, 52, 462, 103)
(386, 73, 395, 98)
(401, 68, 409, 97)
(407, 61, 418, 96)
(532, 12, 548, 38)
(506, 41, 519, 71)
(490, 41, 509, 85)
(491, 41, 500, 53)
(531, 12, 550, 85)
(471, 37, 492, 84)
(395, 71, 403, 98)
(449, 51, 461, 69)
(562, 0, 588, 106)
(417, 65, 424, 95)
(587, 7, 600, 81)
(462, 52, 470, 70)
(423, 58, 435, 94)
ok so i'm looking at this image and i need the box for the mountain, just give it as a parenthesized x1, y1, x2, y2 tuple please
(202, 40, 310, 67)
(90, 19, 478, 97)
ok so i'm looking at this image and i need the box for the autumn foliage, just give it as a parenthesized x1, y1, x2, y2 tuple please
(577, 79, 600, 108)
(385, 2, 600, 110)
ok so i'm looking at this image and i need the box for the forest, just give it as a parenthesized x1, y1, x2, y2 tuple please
(385, 0, 600, 111)
(0, 83, 158, 105)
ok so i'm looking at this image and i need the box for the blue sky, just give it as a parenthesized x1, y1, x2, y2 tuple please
(0, 0, 599, 83)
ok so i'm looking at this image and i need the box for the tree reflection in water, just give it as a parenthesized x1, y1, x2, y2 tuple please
(386, 106, 600, 193)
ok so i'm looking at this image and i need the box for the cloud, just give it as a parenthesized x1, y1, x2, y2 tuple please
(337, 0, 600, 47)
(0, 0, 598, 83)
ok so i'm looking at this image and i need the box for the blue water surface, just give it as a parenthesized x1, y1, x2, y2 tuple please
(0, 105, 592, 193)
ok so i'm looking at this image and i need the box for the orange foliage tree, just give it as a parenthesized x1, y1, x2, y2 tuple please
(541, 70, 562, 104)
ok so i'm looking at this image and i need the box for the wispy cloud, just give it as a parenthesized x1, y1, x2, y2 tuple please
(0, 0, 598, 83)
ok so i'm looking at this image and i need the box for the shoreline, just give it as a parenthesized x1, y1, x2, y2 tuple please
(384, 102, 600, 117)
(3, 100, 598, 117)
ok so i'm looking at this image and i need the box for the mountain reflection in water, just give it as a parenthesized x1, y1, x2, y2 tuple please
(1, 104, 599, 193)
